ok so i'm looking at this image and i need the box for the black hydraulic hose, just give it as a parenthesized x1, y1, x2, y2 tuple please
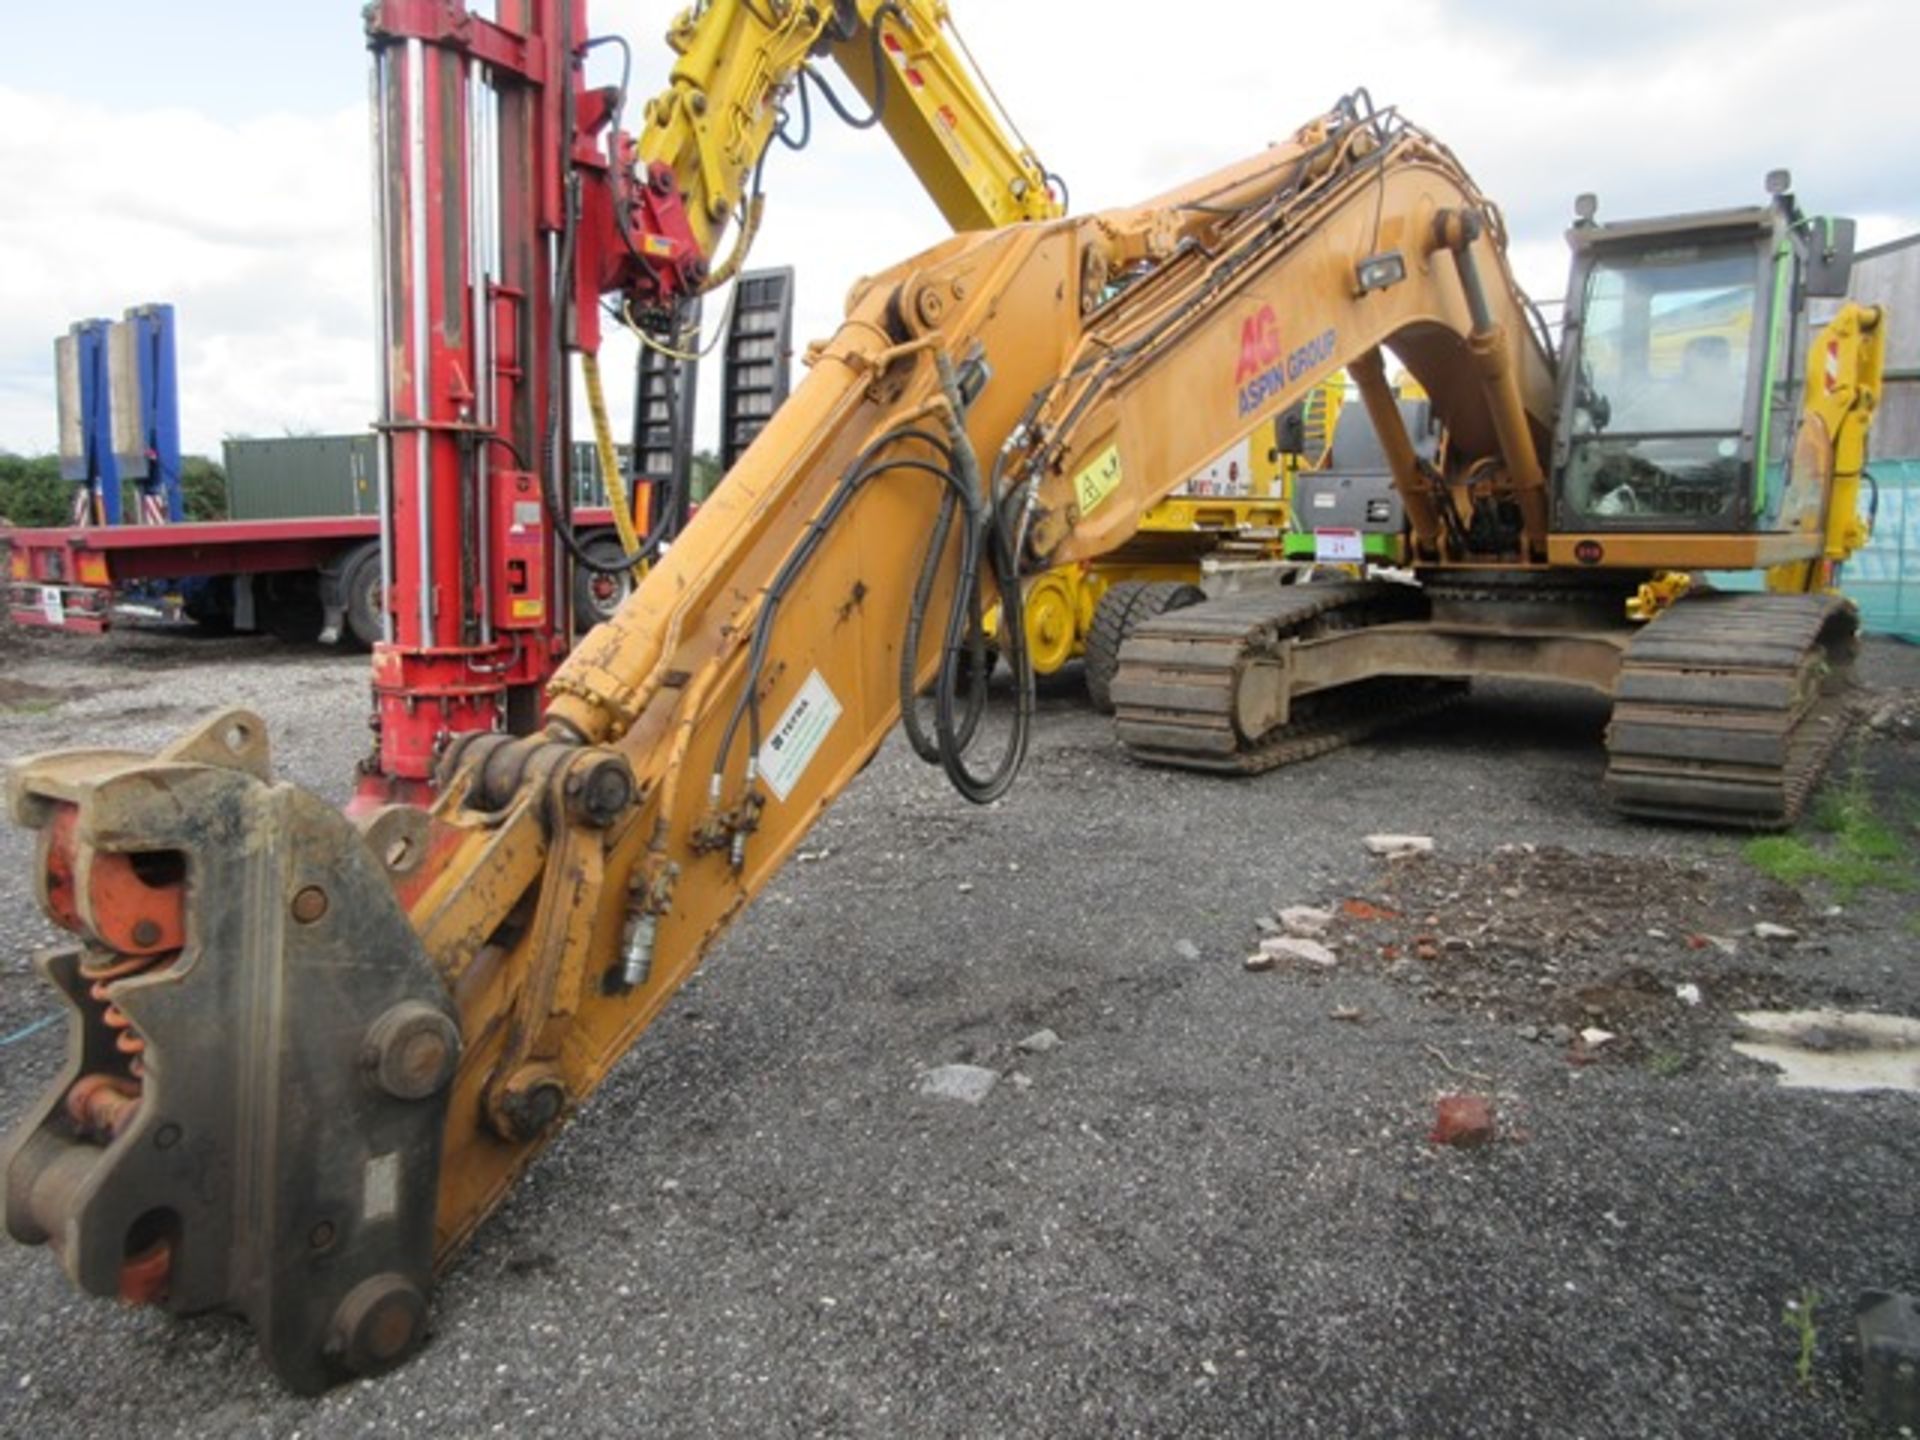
(898, 485, 988, 762)
(798, 0, 905, 133)
(540, 174, 667, 577)
(1426, 463, 1472, 556)
(709, 421, 1032, 813)
(775, 74, 813, 151)
(713, 452, 958, 783)
(926, 357, 1031, 805)
(934, 465, 1031, 805)
(711, 428, 959, 788)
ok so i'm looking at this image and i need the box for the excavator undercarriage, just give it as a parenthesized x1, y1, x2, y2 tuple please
(1111, 580, 1466, 773)
(1111, 580, 1861, 829)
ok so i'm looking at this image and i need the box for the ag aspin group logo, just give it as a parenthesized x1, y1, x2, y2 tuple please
(1235, 304, 1336, 417)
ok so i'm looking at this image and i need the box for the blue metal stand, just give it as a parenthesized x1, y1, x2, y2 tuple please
(55, 304, 182, 527)
(56, 319, 122, 525)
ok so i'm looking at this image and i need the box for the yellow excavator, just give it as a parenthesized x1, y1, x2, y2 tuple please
(0, 17, 1883, 1401)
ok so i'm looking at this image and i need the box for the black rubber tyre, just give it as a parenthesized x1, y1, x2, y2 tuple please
(343, 545, 386, 649)
(260, 573, 325, 645)
(181, 577, 235, 635)
(1084, 580, 1204, 713)
(572, 532, 637, 632)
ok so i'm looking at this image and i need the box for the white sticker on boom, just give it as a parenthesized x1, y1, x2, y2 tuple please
(364, 1151, 400, 1223)
(759, 670, 843, 803)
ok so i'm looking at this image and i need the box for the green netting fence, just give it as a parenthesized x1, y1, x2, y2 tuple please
(1706, 458, 1920, 642)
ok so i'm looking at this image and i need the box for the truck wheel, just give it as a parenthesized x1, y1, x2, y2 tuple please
(343, 546, 386, 649)
(1084, 580, 1204, 714)
(572, 534, 637, 632)
(181, 578, 234, 635)
(260, 573, 324, 645)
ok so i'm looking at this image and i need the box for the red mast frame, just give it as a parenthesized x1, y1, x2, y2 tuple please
(360, 0, 699, 801)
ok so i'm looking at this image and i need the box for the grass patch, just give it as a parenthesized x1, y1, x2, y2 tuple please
(1647, 1050, 1690, 1079)
(1745, 754, 1911, 900)
(1744, 834, 1900, 899)
(1782, 1285, 1820, 1391)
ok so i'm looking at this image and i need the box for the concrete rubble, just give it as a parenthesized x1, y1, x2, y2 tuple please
(1365, 834, 1435, 859)
(916, 1064, 1000, 1105)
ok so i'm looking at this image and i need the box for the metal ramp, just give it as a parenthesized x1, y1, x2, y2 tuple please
(721, 267, 795, 471)
(632, 296, 701, 537)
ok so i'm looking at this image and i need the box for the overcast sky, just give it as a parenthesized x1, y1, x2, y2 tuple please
(1, 0, 1914, 458)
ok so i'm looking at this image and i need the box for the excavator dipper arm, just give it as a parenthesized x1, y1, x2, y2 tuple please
(2, 98, 1557, 1391)
(592, 0, 1062, 324)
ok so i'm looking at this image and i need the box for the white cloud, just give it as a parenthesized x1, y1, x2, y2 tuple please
(0, 86, 371, 454)
(3, 1, 1914, 459)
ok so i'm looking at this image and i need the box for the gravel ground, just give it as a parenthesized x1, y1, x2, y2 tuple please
(1, 619, 1918, 1438)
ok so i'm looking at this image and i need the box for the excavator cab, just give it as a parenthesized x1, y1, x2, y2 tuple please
(1551, 180, 1857, 537)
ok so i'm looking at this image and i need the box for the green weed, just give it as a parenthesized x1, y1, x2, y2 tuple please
(1744, 834, 1897, 899)
(1782, 1285, 1820, 1391)
(1745, 754, 1910, 899)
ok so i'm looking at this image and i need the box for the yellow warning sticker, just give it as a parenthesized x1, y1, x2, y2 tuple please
(512, 598, 545, 620)
(1074, 444, 1124, 517)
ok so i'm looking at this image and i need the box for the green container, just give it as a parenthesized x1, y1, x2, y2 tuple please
(222, 434, 378, 520)
(221, 436, 628, 522)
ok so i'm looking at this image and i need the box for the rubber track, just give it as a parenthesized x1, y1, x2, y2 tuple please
(1111, 582, 1461, 774)
(1603, 591, 1859, 828)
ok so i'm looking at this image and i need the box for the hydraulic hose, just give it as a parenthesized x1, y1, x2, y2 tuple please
(710, 400, 1033, 829)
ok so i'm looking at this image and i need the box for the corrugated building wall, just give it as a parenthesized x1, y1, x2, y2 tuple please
(1853, 233, 1920, 459)
(1848, 234, 1920, 637)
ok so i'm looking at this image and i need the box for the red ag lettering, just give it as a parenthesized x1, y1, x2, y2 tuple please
(1235, 305, 1281, 384)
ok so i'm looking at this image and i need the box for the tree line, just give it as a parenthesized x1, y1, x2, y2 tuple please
(2, 447, 724, 529)
(0, 455, 228, 528)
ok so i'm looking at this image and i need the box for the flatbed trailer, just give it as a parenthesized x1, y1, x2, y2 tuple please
(5, 273, 796, 654)
(4, 504, 622, 644)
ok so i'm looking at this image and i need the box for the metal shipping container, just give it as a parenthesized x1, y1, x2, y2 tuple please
(225, 433, 630, 521)
(223, 434, 379, 520)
